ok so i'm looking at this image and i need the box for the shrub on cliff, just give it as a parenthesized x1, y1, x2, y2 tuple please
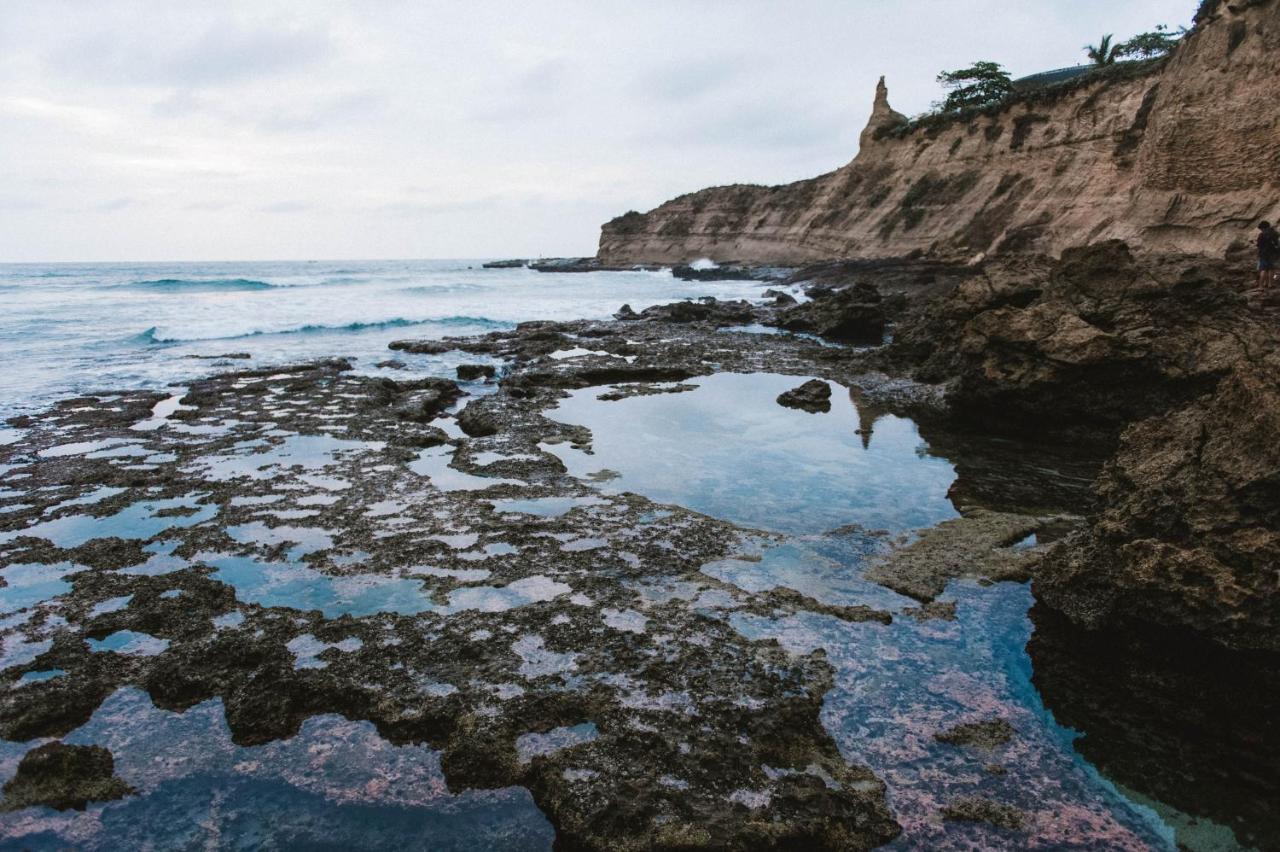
(935, 62, 1014, 113)
(1115, 25, 1182, 60)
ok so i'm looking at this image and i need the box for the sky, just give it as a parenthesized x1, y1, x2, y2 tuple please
(0, 0, 1195, 262)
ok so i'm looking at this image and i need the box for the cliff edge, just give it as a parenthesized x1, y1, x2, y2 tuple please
(599, 0, 1279, 265)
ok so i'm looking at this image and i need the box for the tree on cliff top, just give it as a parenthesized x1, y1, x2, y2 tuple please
(1084, 34, 1120, 65)
(935, 62, 1014, 113)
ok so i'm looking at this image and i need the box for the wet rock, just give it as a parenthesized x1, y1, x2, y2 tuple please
(941, 796, 1025, 831)
(744, 587, 893, 625)
(482, 259, 528, 269)
(387, 340, 456, 355)
(375, 359, 406, 370)
(934, 718, 1015, 750)
(387, 379, 464, 423)
(864, 509, 1069, 602)
(670, 264, 788, 283)
(457, 364, 497, 381)
(1, 742, 133, 811)
(773, 282, 885, 344)
(635, 299, 756, 325)
(613, 304, 639, 321)
(776, 380, 832, 414)
(763, 288, 797, 306)
(456, 399, 502, 437)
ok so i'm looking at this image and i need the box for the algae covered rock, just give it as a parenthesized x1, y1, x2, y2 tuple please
(2, 742, 133, 811)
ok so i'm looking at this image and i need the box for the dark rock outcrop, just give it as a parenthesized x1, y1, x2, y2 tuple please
(773, 283, 885, 344)
(896, 241, 1260, 444)
(457, 364, 497, 381)
(776, 380, 832, 413)
(1028, 604, 1280, 848)
(634, 298, 756, 325)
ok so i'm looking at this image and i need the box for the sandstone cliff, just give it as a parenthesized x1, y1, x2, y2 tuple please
(598, 0, 1280, 265)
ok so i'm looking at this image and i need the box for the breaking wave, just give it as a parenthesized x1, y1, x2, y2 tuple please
(123, 278, 277, 293)
(133, 316, 509, 345)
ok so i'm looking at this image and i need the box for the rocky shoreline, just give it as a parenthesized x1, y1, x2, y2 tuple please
(0, 243, 1276, 848)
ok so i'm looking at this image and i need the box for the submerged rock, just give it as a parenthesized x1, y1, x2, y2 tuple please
(934, 718, 1015, 750)
(942, 796, 1026, 831)
(776, 379, 832, 413)
(1, 742, 133, 811)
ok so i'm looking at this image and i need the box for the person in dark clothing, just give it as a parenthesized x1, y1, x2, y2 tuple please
(1259, 221, 1280, 291)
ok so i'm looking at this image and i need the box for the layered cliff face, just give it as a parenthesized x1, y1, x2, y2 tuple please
(599, 0, 1279, 265)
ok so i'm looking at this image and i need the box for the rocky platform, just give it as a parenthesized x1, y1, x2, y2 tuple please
(0, 246, 1276, 848)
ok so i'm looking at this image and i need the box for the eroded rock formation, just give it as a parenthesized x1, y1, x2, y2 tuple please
(598, 0, 1279, 265)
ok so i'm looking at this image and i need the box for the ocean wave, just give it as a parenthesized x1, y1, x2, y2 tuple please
(134, 316, 509, 345)
(122, 278, 278, 293)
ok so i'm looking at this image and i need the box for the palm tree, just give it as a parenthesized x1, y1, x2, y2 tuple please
(1084, 34, 1118, 65)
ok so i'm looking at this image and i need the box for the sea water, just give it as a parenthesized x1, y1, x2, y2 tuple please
(0, 260, 767, 417)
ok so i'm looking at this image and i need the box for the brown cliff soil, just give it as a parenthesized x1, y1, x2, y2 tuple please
(598, 0, 1279, 265)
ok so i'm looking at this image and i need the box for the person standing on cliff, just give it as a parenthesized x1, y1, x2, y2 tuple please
(1258, 221, 1279, 291)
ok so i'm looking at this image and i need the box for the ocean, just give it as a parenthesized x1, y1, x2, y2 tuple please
(0, 259, 773, 418)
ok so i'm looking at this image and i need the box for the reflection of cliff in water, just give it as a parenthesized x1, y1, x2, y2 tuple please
(1027, 603, 1280, 850)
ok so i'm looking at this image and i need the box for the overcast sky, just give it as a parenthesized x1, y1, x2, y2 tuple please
(1, 0, 1194, 262)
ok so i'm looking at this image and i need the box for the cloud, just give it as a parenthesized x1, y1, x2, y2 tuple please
(53, 18, 331, 88)
(635, 56, 750, 103)
(94, 198, 139, 212)
(258, 201, 314, 214)
(153, 88, 382, 133)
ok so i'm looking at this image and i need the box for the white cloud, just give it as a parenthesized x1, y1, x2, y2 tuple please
(0, 0, 1197, 261)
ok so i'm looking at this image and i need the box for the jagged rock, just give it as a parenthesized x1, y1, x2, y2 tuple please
(763, 289, 797, 306)
(1028, 603, 1280, 847)
(614, 304, 639, 320)
(863, 509, 1063, 601)
(2, 743, 133, 811)
(776, 380, 832, 413)
(774, 283, 885, 344)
